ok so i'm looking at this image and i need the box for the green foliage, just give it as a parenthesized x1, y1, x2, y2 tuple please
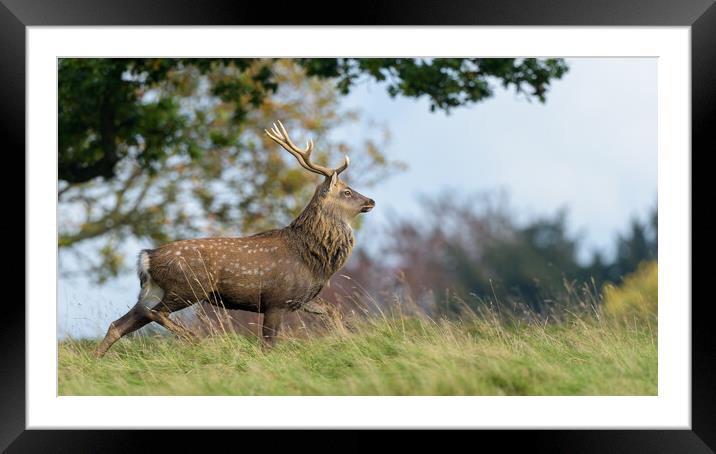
(298, 58, 569, 112)
(58, 60, 403, 280)
(603, 261, 658, 321)
(59, 57, 569, 282)
(59, 58, 272, 184)
(58, 315, 655, 396)
(59, 58, 568, 185)
(446, 209, 583, 314)
(602, 212, 658, 282)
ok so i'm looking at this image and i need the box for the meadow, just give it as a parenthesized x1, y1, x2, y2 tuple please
(58, 313, 656, 396)
(58, 261, 657, 396)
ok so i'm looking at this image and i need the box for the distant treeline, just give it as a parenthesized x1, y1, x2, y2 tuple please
(328, 193, 657, 317)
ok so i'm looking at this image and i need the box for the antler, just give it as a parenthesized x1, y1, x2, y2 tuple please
(265, 120, 349, 178)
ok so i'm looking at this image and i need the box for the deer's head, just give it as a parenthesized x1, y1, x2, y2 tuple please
(266, 121, 375, 220)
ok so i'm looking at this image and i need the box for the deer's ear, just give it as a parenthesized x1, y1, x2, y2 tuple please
(329, 172, 339, 187)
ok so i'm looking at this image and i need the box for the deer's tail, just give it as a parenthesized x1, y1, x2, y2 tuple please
(136, 249, 165, 308)
(137, 249, 153, 286)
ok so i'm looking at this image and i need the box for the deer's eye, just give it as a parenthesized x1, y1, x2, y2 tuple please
(343, 189, 352, 197)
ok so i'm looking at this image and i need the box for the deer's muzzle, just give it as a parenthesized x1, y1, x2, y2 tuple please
(360, 199, 376, 213)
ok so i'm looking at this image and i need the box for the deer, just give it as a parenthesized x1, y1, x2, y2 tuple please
(94, 121, 375, 357)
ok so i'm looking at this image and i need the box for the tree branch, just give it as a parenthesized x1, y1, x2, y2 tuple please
(58, 168, 151, 247)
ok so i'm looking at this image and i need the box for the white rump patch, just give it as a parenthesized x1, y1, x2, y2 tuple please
(139, 275, 165, 308)
(137, 251, 164, 308)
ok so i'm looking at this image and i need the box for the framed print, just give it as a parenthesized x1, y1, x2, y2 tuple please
(8, 0, 714, 450)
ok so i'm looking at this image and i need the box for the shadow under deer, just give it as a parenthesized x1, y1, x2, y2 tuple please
(95, 121, 375, 357)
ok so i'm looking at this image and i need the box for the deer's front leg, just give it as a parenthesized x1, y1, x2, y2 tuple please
(301, 297, 344, 332)
(261, 308, 286, 347)
(300, 297, 333, 318)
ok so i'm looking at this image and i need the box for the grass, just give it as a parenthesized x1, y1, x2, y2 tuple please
(58, 314, 657, 396)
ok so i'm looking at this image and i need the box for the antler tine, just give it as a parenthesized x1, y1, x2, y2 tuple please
(335, 155, 350, 175)
(265, 120, 350, 178)
(276, 121, 312, 155)
(265, 123, 314, 173)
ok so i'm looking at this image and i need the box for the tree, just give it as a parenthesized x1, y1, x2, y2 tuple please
(335, 193, 657, 319)
(585, 205, 658, 284)
(58, 58, 569, 281)
(59, 58, 276, 185)
(59, 58, 568, 185)
(59, 60, 400, 281)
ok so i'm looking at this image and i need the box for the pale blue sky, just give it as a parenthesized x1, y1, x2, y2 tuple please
(341, 57, 657, 258)
(59, 57, 657, 338)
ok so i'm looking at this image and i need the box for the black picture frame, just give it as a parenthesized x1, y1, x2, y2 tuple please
(6, 0, 713, 450)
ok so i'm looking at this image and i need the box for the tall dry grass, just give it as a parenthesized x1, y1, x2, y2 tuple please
(59, 277, 657, 396)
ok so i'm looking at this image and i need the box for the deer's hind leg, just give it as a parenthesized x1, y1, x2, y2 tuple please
(94, 274, 168, 358)
(95, 269, 171, 357)
(94, 304, 153, 358)
(141, 296, 199, 343)
(94, 278, 197, 358)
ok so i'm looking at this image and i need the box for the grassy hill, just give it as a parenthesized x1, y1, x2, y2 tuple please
(58, 314, 657, 396)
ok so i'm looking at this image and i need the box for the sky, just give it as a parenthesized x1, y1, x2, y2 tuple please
(58, 57, 657, 339)
(340, 57, 657, 257)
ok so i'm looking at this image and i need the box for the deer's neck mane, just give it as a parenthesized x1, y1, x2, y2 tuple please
(287, 189, 355, 279)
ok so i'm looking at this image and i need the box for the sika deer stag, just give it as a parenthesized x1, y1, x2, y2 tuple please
(95, 121, 375, 357)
